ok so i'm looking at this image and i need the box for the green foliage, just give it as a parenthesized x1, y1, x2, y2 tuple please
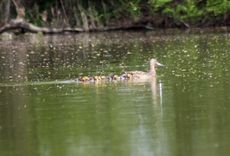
(0, 0, 230, 28)
(162, 0, 203, 23)
(127, 0, 141, 17)
(205, 0, 230, 15)
(114, 0, 142, 20)
(25, 4, 43, 26)
(149, 0, 172, 10)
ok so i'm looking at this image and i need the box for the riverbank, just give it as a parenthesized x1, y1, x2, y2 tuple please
(0, 0, 229, 34)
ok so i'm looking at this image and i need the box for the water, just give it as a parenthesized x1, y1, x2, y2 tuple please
(1, 30, 230, 156)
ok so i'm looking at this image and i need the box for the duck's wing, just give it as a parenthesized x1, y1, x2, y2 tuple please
(125, 71, 147, 75)
(121, 71, 148, 80)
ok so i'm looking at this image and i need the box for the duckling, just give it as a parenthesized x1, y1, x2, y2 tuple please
(93, 76, 101, 81)
(100, 75, 107, 80)
(112, 75, 119, 80)
(120, 73, 133, 80)
(78, 76, 90, 82)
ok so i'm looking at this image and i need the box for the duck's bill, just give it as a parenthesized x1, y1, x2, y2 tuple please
(156, 62, 164, 66)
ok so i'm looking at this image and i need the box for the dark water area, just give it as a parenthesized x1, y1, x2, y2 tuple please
(0, 30, 230, 156)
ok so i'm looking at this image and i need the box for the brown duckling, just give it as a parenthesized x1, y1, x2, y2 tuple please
(93, 76, 101, 81)
(112, 75, 119, 80)
(77, 76, 92, 82)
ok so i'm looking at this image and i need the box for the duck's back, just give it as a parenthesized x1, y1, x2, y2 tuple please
(126, 71, 147, 75)
(122, 71, 151, 80)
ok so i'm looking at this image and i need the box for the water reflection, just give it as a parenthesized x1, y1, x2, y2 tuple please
(127, 79, 167, 156)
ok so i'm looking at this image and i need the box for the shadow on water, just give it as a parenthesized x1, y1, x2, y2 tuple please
(1, 30, 230, 156)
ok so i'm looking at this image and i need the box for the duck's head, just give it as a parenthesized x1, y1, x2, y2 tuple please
(149, 59, 163, 75)
(150, 59, 164, 68)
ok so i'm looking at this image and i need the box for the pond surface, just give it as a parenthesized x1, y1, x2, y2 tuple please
(0, 30, 230, 156)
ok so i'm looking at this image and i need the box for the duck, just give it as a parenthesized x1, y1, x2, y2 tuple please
(121, 58, 163, 81)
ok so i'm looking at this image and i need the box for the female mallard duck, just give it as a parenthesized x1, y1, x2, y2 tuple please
(121, 59, 163, 81)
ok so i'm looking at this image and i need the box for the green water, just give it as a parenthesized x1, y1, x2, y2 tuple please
(1, 31, 230, 156)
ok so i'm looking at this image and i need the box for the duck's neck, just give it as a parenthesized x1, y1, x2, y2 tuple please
(149, 65, 156, 76)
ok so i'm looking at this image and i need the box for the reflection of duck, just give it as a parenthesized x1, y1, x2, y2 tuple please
(121, 59, 163, 81)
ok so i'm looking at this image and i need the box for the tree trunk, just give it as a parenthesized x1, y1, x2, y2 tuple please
(12, 0, 25, 20)
(4, 0, 11, 22)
